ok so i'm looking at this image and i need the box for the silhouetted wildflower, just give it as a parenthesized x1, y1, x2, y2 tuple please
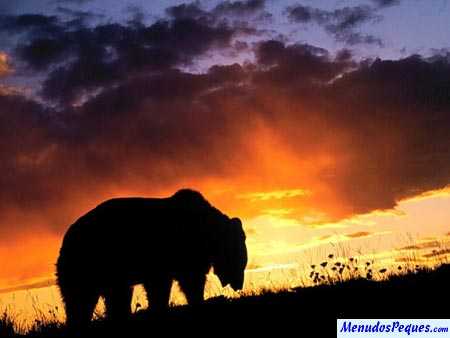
(328, 254, 334, 259)
(321, 262, 328, 268)
(349, 257, 354, 262)
(331, 267, 337, 271)
(379, 268, 387, 273)
(311, 265, 316, 269)
(398, 266, 402, 270)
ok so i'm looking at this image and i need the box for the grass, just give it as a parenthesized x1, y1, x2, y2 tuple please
(1, 258, 449, 337)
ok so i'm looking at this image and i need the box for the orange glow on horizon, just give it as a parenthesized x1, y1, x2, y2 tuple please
(0, 122, 449, 325)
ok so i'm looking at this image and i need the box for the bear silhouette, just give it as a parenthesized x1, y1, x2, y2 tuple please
(56, 189, 247, 328)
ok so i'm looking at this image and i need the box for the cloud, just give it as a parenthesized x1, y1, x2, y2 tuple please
(1, 42, 450, 231)
(0, 94, 57, 217)
(423, 248, 450, 258)
(166, 2, 209, 20)
(238, 189, 310, 202)
(55, 6, 104, 26)
(3, 12, 238, 106)
(0, 14, 60, 34)
(50, 0, 94, 4)
(0, 85, 21, 95)
(0, 5, 449, 252)
(213, 0, 266, 16)
(0, 278, 55, 294)
(255, 39, 353, 83)
(398, 240, 441, 251)
(0, 52, 12, 76)
(345, 231, 372, 238)
(370, 0, 401, 8)
(286, 4, 382, 45)
(165, 0, 271, 30)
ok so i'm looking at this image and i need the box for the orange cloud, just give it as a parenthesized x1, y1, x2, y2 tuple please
(0, 52, 12, 77)
(0, 278, 55, 295)
(238, 188, 310, 202)
(398, 240, 441, 251)
(423, 249, 450, 258)
(345, 231, 372, 238)
(0, 232, 60, 289)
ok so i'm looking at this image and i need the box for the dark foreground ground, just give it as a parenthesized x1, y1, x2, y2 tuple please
(2, 264, 449, 337)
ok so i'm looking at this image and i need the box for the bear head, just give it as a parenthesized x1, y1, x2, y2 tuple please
(213, 217, 247, 290)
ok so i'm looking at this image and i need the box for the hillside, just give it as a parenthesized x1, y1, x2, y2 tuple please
(1, 264, 449, 337)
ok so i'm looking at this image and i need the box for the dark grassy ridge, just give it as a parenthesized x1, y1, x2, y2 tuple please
(2, 264, 449, 337)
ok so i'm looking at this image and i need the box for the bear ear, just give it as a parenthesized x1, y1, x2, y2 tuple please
(230, 217, 242, 226)
(230, 217, 245, 239)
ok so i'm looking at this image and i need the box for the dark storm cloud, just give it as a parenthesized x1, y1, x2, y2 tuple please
(370, 0, 401, 8)
(0, 4, 449, 240)
(2, 39, 449, 227)
(0, 65, 252, 238)
(286, 4, 377, 28)
(330, 6, 377, 30)
(213, 0, 266, 16)
(50, 0, 94, 4)
(286, 4, 382, 46)
(3, 10, 238, 105)
(166, 0, 270, 24)
(317, 55, 450, 212)
(0, 0, 92, 15)
(337, 32, 382, 46)
(255, 39, 355, 83)
(166, 2, 209, 20)
(0, 14, 61, 35)
(0, 94, 59, 216)
(251, 44, 450, 213)
(166, 1, 270, 23)
(55, 6, 104, 26)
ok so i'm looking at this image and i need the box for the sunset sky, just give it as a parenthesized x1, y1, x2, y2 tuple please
(0, 0, 449, 318)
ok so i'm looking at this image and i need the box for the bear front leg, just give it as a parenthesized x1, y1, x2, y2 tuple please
(144, 277, 172, 312)
(103, 285, 133, 322)
(179, 274, 206, 306)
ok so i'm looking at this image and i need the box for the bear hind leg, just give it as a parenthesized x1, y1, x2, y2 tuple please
(61, 287, 100, 329)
